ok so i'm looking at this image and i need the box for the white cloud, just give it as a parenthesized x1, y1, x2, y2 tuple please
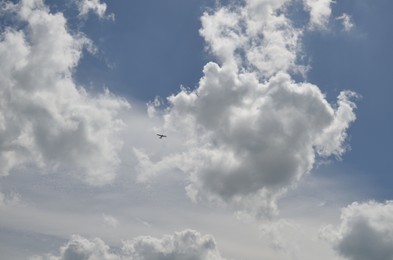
(37, 234, 120, 260)
(303, 0, 333, 30)
(199, 1, 304, 78)
(76, 0, 113, 19)
(321, 201, 393, 260)
(136, 0, 357, 218)
(336, 13, 354, 32)
(34, 230, 227, 260)
(0, 0, 129, 185)
(123, 229, 227, 260)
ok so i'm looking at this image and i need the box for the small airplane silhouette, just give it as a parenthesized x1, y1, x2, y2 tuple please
(156, 134, 167, 139)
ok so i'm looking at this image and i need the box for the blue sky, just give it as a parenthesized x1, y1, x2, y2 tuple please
(74, 0, 210, 100)
(304, 0, 393, 198)
(0, 0, 393, 259)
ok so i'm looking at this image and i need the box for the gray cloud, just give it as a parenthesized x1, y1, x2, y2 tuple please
(0, 191, 20, 207)
(123, 229, 226, 260)
(321, 201, 393, 260)
(0, 0, 129, 185)
(33, 230, 227, 260)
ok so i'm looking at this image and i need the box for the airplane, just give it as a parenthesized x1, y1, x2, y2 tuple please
(156, 134, 167, 139)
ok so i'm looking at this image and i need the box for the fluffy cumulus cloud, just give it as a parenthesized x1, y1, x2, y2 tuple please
(139, 0, 357, 217)
(123, 229, 226, 260)
(321, 201, 393, 260)
(32, 235, 119, 260)
(0, 0, 129, 185)
(33, 230, 227, 260)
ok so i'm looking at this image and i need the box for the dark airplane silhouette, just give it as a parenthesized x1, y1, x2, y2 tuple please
(156, 134, 167, 139)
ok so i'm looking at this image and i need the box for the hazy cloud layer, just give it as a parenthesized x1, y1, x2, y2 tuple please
(321, 201, 393, 260)
(103, 214, 119, 229)
(33, 230, 227, 260)
(139, 0, 357, 217)
(0, 191, 20, 207)
(0, 0, 129, 184)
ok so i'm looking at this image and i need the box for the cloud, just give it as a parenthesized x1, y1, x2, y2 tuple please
(199, 1, 304, 78)
(0, 191, 20, 207)
(123, 229, 227, 260)
(76, 0, 113, 19)
(0, 0, 129, 185)
(336, 13, 354, 32)
(258, 219, 297, 251)
(303, 0, 333, 30)
(33, 234, 119, 260)
(320, 201, 393, 260)
(33, 230, 227, 260)
(103, 214, 119, 228)
(136, 0, 357, 217)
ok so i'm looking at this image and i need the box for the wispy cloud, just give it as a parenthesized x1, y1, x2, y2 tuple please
(76, 0, 114, 20)
(303, 0, 333, 30)
(103, 214, 119, 228)
(336, 13, 354, 32)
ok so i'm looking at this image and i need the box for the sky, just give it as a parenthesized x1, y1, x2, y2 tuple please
(0, 0, 392, 259)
